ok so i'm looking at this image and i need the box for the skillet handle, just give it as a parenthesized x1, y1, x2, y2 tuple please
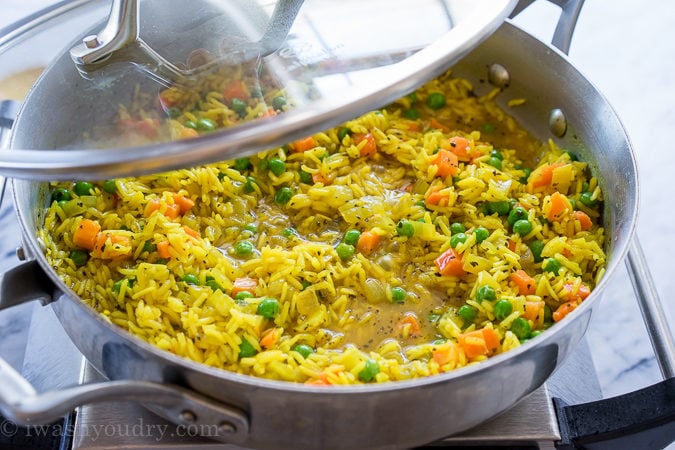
(553, 238, 675, 449)
(0, 259, 250, 443)
(511, 0, 585, 54)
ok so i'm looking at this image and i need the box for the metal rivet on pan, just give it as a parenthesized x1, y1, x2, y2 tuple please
(487, 63, 510, 88)
(549, 108, 567, 137)
(83, 35, 101, 49)
(179, 410, 196, 424)
(218, 421, 236, 434)
(16, 246, 26, 261)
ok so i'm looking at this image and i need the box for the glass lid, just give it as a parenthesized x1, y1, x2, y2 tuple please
(1, 0, 517, 180)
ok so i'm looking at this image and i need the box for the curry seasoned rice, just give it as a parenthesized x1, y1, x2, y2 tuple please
(40, 69, 606, 385)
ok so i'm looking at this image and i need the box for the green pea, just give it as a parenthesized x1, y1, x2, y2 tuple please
(473, 227, 490, 243)
(487, 201, 511, 216)
(235, 240, 255, 257)
(272, 95, 287, 111)
(51, 188, 72, 203)
(235, 291, 254, 301)
(74, 181, 94, 196)
(299, 170, 313, 184)
(112, 278, 134, 293)
(507, 207, 528, 226)
(511, 317, 532, 340)
(494, 299, 513, 321)
(519, 167, 532, 184)
(404, 109, 420, 119)
(337, 127, 351, 142)
(231, 98, 247, 116)
(396, 220, 415, 238)
(301, 280, 312, 290)
(196, 117, 216, 132)
(407, 93, 418, 103)
(257, 297, 280, 319)
(102, 179, 118, 194)
(358, 359, 380, 382)
(513, 219, 533, 236)
(274, 187, 293, 205)
(529, 240, 545, 263)
(490, 149, 504, 160)
(391, 287, 406, 303)
(415, 200, 427, 208)
(530, 330, 543, 338)
(181, 274, 200, 285)
(142, 241, 157, 253)
(206, 279, 224, 291)
(476, 285, 497, 302)
(579, 191, 598, 207)
(450, 222, 466, 235)
(184, 120, 197, 130)
(426, 92, 446, 110)
(243, 223, 258, 233)
(483, 123, 496, 133)
(487, 156, 503, 170)
(544, 305, 553, 323)
(69, 249, 89, 267)
(239, 338, 257, 358)
(293, 344, 314, 359)
(336, 243, 355, 260)
(344, 229, 361, 246)
(243, 176, 257, 193)
(543, 257, 561, 275)
(450, 232, 467, 248)
(282, 227, 298, 238)
(458, 304, 477, 322)
(564, 150, 578, 161)
(268, 157, 286, 176)
(233, 157, 251, 171)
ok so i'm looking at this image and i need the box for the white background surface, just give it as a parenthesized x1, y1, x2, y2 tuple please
(0, 0, 673, 407)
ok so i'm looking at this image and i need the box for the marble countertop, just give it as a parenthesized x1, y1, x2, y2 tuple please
(0, 0, 673, 424)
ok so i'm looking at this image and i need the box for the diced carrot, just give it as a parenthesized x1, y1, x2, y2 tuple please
(73, 218, 101, 251)
(553, 301, 579, 322)
(92, 232, 132, 260)
(523, 301, 545, 322)
(356, 230, 380, 255)
(290, 136, 317, 153)
(183, 226, 200, 239)
(547, 192, 571, 222)
(574, 210, 593, 231)
(530, 162, 565, 188)
(145, 198, 180, 219)
(425, 190, 450, 206)
(311, 172, 332, 185)
(507, 239, 517, 252)
(435, 248, 466, 277)
(458, 327, 499, 359)
(399, 313, 421, 336)
(260, 107, 276, 118)
(432, 342, 460, 367)
(354, 133, 377, 157)
(305, 373, 331, 386)
(232, 277, 258, 296)
(157, 240, 172, 259)
(563, 282, 591, 301)
(481, 327, 500, 352)
(259, 327, 282, 349)
(222, 80, 248, 103)
(172, 193, 195, 214)
(430, 149, 459, 177)
(430, 117, 450, 133)
(403, 120, 421, 132)
(180, 127, 199, 139)
(445, 136, 471, 161)
(145, 199, 161, 217)
(511, 269, 536, 295)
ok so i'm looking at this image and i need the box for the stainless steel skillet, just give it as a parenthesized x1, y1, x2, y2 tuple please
(0, 1, 673, 449)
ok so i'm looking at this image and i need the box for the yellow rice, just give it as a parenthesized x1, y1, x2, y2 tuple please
(38, 69, 605, 384)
